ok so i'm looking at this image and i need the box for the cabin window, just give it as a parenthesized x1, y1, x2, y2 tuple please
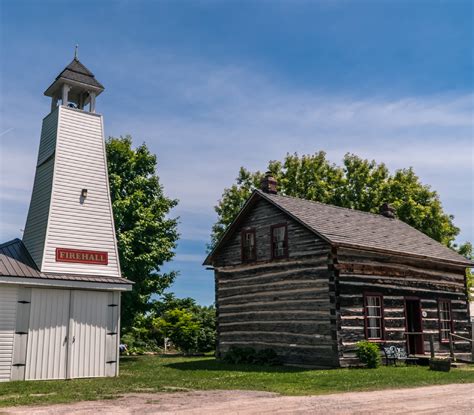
(364, 294, 384, 340)
(271, 224, 288, 259)
(241, 229, 256, 262)
(438, 299, 453, 343)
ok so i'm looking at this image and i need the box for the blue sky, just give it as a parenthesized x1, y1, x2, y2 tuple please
(1, 0, 473, 305)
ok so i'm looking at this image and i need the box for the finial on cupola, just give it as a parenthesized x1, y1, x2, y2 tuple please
(74, 44, 79, 60)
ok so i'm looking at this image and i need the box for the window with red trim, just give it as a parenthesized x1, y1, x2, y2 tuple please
(364, 294, 384, 340)
(241, 229, 256, 262)
(438, 299, 453, 343)
(271, 224, 288, 259)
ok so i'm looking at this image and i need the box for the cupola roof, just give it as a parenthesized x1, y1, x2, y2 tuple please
(44, 57, 104, 97)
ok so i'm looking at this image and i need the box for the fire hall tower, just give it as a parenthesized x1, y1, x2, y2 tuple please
(0, 52, 132, 382)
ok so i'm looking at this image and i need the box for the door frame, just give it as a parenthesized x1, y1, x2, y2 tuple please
(404, 296, 425, 355)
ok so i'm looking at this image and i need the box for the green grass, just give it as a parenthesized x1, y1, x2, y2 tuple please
(0, 356, 473, 407)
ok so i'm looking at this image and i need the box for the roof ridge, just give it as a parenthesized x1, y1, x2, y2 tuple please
(257, 190, 395, 220)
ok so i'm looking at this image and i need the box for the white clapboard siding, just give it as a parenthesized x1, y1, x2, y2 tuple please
(69, 290, 109, 378)
(25, 288, 70, 380)
(0, 286, 18, 382)
(23, 109, 58, 269)
(40, 106, 121, 277)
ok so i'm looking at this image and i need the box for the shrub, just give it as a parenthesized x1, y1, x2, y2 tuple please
(356, 341, 381, 368)
(223, 346, 256, 364)
(121, 322, 162, 355)
(254, 348, 281, 365)
(223, 346, 281, 365)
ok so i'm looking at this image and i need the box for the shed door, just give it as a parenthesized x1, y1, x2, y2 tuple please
(68, 290, 109, 378)
(25, 289, 70, 380)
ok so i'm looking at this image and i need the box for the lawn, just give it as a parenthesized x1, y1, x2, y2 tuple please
(0, 356, 473, 407)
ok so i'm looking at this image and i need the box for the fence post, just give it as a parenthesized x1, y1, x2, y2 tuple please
(448, 333, 455, 361)
(429, 334, 434, 359)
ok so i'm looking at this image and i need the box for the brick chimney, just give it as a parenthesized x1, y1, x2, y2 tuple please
(260, 172, 278, 194)
(379, 202, 396, 219)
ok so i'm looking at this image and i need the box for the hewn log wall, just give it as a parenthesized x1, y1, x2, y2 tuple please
(214, 199, 337, 367)
(334, 247, 471, 365)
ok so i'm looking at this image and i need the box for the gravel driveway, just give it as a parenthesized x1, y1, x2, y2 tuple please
(2, 383, 473, 414)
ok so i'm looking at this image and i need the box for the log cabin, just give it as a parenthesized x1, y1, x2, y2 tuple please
(204, 173, 473, 367)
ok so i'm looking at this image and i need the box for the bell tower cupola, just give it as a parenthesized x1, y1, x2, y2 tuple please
(44, 47, 105, 113)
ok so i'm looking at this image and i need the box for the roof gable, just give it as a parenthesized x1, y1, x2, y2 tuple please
(205, 190, 473, 267)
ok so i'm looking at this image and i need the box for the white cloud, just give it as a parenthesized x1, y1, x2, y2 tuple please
(1, 55, 473, 246)
(173, 253, 206, 263)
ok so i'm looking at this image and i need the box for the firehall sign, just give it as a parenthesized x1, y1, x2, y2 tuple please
(56, 248, 108, 265)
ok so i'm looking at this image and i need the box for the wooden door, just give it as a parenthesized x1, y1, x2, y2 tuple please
(405, 298, 424, 355)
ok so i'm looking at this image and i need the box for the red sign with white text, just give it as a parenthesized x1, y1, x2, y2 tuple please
(56, 248, 108, 265)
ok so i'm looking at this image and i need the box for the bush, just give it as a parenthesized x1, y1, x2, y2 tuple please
(223, 346, 255, 364)
(355, 341, 381, 368)
(254, 348, 280, 365)
(120, 315, 162, 355)
(223, 346, 281, 365)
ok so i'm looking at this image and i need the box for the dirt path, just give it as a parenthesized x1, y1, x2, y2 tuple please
(2, 383, 473, 414)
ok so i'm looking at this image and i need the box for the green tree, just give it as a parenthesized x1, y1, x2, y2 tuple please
(151, 294, 216, 352)
(153, 308, 201, 354)
(211, 152, 460, 249)
(194, 305, 217, 352)
(106, 136, 179, 330)
(456, 242, 473, 300)
(122, 294, 216, 353)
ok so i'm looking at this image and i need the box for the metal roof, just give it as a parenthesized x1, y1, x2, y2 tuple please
(205, 190, 473, 267)
(0, 239, 132, 285)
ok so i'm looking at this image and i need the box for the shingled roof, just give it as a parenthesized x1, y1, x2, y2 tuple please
(57, 58, 104, 89)
(44, 58, 104, 97)
(205, 190, 473, 267)
(0, 239, 132, 285)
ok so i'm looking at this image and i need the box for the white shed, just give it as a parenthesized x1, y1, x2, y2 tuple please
(0, 55, 132, 382)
